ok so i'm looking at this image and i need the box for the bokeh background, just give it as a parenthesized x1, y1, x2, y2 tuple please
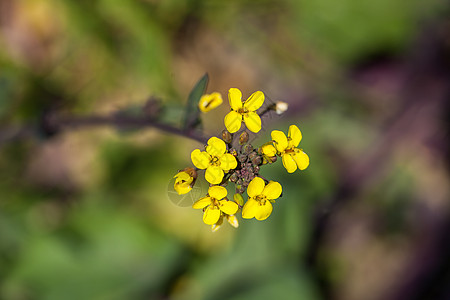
(1, 0, 449, 299)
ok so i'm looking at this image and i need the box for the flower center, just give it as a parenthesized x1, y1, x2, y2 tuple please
(210, 156, 221, 166)
(255, 195, 267, 204)
(211, 198, 220, 207)
(284, 147, 296, 154)
(237, 107, 248, 114)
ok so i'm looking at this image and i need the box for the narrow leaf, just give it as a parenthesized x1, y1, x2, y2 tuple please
(183, 73, 209, 130)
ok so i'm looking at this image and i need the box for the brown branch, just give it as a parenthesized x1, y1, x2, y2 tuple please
(0, 114, 209, 146)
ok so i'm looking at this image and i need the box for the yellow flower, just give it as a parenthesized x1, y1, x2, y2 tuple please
(271, 125, 309, 173)
(198, 92, 223, 112)
(224, 88, 264, 133)
(173, 168, 197, 195)
(242, 177, 282, 220)
(193, 186, 239, 225)
(173, 172, 193, 195)
(191, 137, 237, 184)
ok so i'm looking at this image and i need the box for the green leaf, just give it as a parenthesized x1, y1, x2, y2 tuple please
(183, 73, 209, 130)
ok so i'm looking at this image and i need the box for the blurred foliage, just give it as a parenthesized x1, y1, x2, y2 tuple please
(0, 0, 448, 299)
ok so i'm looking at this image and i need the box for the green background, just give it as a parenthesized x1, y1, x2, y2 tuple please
(0, 0, 449, 299)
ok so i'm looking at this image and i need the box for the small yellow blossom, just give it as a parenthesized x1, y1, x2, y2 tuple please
(191, 137, 237, 184)
(193, 186, 239, 225)
(199, 92, 223, 112)
(242, 177, 282, 220)
(173, 168, 196, 195)
(224, 88, 264, 133)
(271, 125, 309, 173)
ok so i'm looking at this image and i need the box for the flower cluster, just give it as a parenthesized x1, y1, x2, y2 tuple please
(174, 88, 309, 231)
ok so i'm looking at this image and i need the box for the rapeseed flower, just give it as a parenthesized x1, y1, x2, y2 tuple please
(173, 168, 197, 195)
(271, 125, 309, 173)
(224, 88, 264, 133)
(242, 177, 282, 220)
(193, 186, 239, 225)
(191, 137, 237, 184)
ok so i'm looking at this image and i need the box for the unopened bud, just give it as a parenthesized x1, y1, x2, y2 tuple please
(270, 156, 277, 163)
(238, 154, 247, 163)
(229, 172, 238, 183)
(251, 155, 262, 166)
(248, 151, 258, 161)
(274, 101, 288, 115)
(239, 131, 249, 145)
(226, 214, 239, 228)
(243, 144, 253, 154)
(182, 167, 197, 180)
(235, 184, 245, 194)
(233, 193, 244, 206)
(222, 130, 233, 144)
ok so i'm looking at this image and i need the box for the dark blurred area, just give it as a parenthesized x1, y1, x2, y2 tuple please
(1, 0, 449, 299)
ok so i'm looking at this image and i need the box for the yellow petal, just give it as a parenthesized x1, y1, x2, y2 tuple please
(226, 215, 239, 228)
(218, 200, 239, 215)
(205, 166, 224, 184)
(271, 130, 288, 152)
(211, 216, 223, 232)
(262, 181, 282, 200)
(282, 153, 297, 173)
(208, 185, 227, 200)
(191, 149, 210, 169)
(228, 88, 243, 110)
(219, 153, 237, 171)
(203, 206, 221, 225)
(262, 144, 277, 157)
(292, 150, 309, 170)
(198, 92, 223, 112)
(255, 201, 273, 221)
(192, 196, 212, 209)
(224, 111, 242, 133)
(243, 91, 264, 111)
(174, 171, 193, 183)
(247, 177, 265, 197)
(243, 112, 261, 133)
(242, 199, 258, 219)
(206, 137, 226, 157)
(174, 182, 192, 195)
(288, 125, 302, 148)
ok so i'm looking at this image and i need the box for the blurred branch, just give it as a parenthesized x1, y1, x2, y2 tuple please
(0, 111, 209, 146)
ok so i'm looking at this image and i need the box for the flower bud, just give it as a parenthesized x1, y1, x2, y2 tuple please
(235, 184, 245, 194)
(274, 101, 288, 115)
(222, 130, 233, 144)
(248, 151, 258, 161)
(229, 172, 238, 183)
(251, 155, 262, 166)
(233, 193, 244, 206)
(238, 154, 247, 163)
(243, 144, 253, 154)
(270, 156, 277, 163)
(239, 131, 249, 145)
(226, 214, 239, 228)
